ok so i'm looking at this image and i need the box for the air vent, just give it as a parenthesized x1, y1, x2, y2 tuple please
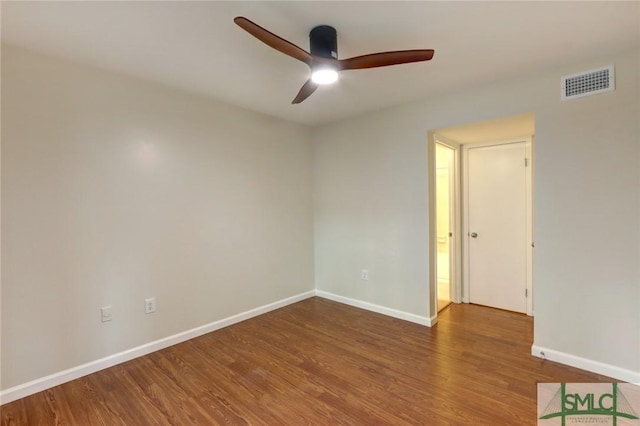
(561, 65, 614, 100)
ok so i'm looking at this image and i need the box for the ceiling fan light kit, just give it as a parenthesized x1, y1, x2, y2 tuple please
(311, 68, 338, 85)
(234, 16, 434, 104)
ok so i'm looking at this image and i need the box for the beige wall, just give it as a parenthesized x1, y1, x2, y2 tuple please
(313, 49, 640, 375)
(2, 44, 639, 392)
(1, 46, 314, 389)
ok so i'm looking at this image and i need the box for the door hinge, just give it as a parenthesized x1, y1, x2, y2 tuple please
(524, 158, 529, 167)
(525, 289, 528, 297)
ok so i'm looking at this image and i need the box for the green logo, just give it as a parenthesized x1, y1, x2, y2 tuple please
(539, 383, 639, 425)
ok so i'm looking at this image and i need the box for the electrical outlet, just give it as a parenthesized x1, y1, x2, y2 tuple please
(145, 297, 156, 314)
(101, 306, 113, 323)
(361, 269, 369, 280)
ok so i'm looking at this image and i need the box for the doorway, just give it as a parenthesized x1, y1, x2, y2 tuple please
(428, 113, 535, 320)
(428, 135, 461, 318)
(435, 143, 455, 312)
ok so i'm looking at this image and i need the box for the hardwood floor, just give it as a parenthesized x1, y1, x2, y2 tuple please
(437, 298, 452, 312)
(1, 297, 614, 425)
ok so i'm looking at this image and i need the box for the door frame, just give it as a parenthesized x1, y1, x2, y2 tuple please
(462, 137, 534, 316)
(428, 133, 462, 320)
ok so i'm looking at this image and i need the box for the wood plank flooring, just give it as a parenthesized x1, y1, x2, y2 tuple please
(1, 297, 614, 425)
(437, 298, 452, 312)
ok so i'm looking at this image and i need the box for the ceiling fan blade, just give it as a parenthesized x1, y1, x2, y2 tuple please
(292, 79, 319, 104)
(338, 49, 435, 71)
(234, 17, 313, 66)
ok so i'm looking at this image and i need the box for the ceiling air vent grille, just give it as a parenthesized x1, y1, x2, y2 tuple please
(561, 65, 615, 100)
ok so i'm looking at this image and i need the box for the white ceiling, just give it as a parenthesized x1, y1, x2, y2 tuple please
(2, 1, 639, 126)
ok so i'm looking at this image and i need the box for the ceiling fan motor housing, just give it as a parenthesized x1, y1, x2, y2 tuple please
(310, 25, 337, 59)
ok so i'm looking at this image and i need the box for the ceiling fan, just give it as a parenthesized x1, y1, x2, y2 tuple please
(234, 17, 435, 104)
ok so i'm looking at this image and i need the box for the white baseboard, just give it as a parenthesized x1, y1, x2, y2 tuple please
(531, 344, 640, 383)
(315, 290, 436, 327)
(0, 290, 315, 405)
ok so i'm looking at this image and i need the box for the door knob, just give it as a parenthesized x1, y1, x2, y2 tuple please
(470, 232, 478, 238)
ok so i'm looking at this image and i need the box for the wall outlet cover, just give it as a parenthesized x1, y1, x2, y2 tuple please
(145, 297, 156, 314)
(101, 306, 113, 322)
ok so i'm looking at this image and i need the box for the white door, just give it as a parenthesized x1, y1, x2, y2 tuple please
(467, 142, 527, 313)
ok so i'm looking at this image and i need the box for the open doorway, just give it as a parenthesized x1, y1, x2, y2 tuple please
(435, 142, 457, 312)
(429, 113, 535, 320)
(428, 134, 461, 318)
